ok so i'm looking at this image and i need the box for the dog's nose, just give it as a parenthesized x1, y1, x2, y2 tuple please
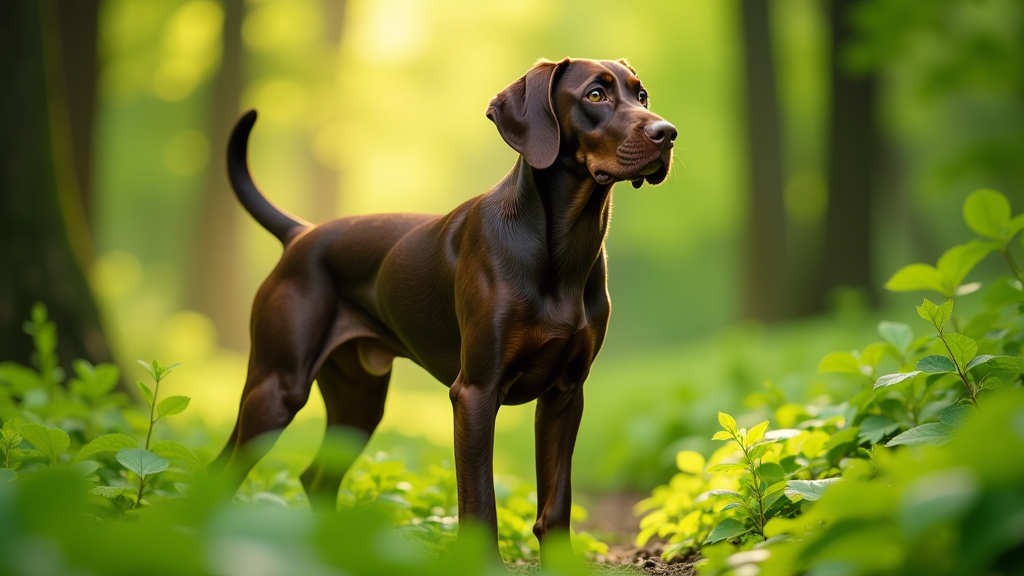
(644, 121, 677, 145)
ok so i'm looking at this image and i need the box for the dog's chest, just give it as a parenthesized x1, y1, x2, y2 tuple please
(497, 298, 601, 405)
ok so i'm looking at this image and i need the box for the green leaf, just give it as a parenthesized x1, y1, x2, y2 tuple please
(978, 376, 1005, 391)
(859, 343, 887, 370)
(675, 451, 706, 475)
(151, 441, 202, 472)
(858, 415, 900, 444)
(0, 363, 42, 395)
(886, 264, 949, 295)
(137, 360, 157, 379)
(965, 355, 996, 371)
(718, 412, 737, 434)
(757, 462, 785, 487)
(1007, 213, 1024, 239)
(886, 423, 958, 447)
(156, 396, 190, 419)
(916, 298, 954, 331)
(74, 433, 138, 463)
(711, 431, 733, 441)
(704, 518, 750, 545)
(963, 188, 1011, 241)
(747, 441, 776, 460)
(707, 463, 746, 474)
(874, 371, 921, 390)
(936, 241, 998, 289)
(745, 421, 770, 447)
(116, 448, 169, 478)
(785, 478, 842, 502)
(916, 355, 957, 373)
(817, 352, 864, 376)
(823, 427, 860, 452)
(944, 333, 978, 370)
(137, 381, 154, 407)
(70, 460, 100, 477)
(90, 485, 133, 499)
(985, 277, 1024, 307)
(764, 481, 789, 498)
(70, 360, 121, 402)
(1, 418, 23, 447)
(936, 404, 975, 428)
(0, 468, 16, 483)
(20, 424, 69, 463)
(695, 490, 745, 505)
(878, 321, 913, 355)
(982, 356, 1024, 373)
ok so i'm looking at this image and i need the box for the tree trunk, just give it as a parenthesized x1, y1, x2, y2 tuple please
(813, 0, 879, 310)
(56, 0, 99, 224)
(740, 0, 790, 321)
(0, 0, 112, 370)
(188, 0, 248, 350)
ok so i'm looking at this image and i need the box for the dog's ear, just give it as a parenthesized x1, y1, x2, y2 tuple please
(486, 58, 569, 170)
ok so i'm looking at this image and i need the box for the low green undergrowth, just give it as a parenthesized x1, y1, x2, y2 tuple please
(0, 304, 607, 574)
(638, 189, 1024, 575)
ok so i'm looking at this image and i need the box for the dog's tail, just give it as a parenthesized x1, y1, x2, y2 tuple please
(228, 110, 310, 245)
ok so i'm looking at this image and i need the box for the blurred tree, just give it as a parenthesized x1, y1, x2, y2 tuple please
(56, 0, 100, 224)
(847, 0, 1024, 197)
(189, 0, 248, 350)
(808, 0, 880, 311)
(0, 1, 112, 371)
(188, 0, 345, 351)
(740, 0, 790, 321)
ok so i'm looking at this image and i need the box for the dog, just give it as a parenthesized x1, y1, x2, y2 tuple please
(209, 57, 676, 561)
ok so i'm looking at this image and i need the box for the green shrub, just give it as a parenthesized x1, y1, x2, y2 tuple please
(0, 303, 608, 574)
(638, 189, 1024, 575)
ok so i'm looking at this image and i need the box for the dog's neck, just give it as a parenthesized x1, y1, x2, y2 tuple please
(488, 157, 612, 293)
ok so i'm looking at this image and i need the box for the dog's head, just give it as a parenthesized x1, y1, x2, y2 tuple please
(486, 58, 675, 188)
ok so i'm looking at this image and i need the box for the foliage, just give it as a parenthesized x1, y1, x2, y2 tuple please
(0, 304, 607, 574)
(0, 303, 198, 516)
(638, 189, 1024, 574)
(700, 389, 1024, 576)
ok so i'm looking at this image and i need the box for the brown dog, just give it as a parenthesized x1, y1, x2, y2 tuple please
(210, 57, 675, 559)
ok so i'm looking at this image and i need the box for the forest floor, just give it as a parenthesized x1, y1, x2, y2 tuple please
(514, 492, 699, 575)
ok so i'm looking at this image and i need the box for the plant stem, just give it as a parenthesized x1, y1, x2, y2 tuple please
(135, 475, 146, 509)
(905, 382, 918, 426)
(145, 374, 161, 450)
(1001, 247, 1024, 285)
(937, 329, 979, 407)
(738, 436, 767, 536)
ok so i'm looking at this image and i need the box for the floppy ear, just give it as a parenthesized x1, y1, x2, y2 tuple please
(486, 58, 569, 169)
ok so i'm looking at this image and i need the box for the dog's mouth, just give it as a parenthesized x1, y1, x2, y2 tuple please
(593, 157, 670, 189)
(631, 158, 669, 189)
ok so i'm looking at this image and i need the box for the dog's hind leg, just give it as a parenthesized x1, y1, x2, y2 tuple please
(208, 273, 334, 489)
(300, 339, 392, 512)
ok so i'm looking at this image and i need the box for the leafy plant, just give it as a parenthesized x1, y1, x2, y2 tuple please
(701, 414, 787, 544)
(640, 188, 1024, 573)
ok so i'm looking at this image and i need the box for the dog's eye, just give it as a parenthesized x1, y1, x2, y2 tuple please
(586, 89, 605, 103)
(638, 90, 648, 107)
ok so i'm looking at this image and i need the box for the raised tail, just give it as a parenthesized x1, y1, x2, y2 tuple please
(227, 110, 310, 245)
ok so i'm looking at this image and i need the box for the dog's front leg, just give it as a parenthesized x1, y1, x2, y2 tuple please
(533, 381, 584, 564)
(448, 373, 502, 559)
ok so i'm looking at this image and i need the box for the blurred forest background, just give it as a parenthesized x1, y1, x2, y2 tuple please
(2, 0, 1023, 494)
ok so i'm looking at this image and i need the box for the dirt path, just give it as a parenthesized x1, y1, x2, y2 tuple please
(578, 492, 700, 576)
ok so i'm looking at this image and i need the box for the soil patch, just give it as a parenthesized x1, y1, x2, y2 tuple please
(580, 491, 700, 575)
